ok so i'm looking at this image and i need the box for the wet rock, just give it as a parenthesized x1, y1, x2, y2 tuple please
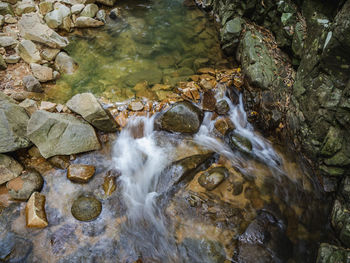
(236, 210, 292, 263)
(96, 9, 106, 23)
(17, 39, 41, 64)
(102, 171, 116, 196)
(66, 93, 118, 132)
(71, 4, 84, 14)
(15, 2, 35, 16)
(109, 7, 120, 19)
(0, 231, 33, 262)
(202, 90, 216, 111)
(96, 0, 115, 6)
(48, 155, 70, 169)
(80, 3, 98, 18)
(221, 17, 244, 54)
(41, 47, 60, 61)
(30, 63, 54, 82)
(0, 154, 23, 185)
(316, 243, 350, 263)
(0, 92, 31, 153)
(27, 110, 101, 158)
(0, 36, 17, 48)
(0, 2, 13, 16)
(18, 13, 69, 49)
(39, 1, 53, 15)
(155, 101, 204, 134)
(331, 199, 350, 247)
(320, 126, 343, 157)
(54, 51, 78, 74)
(225, 129, 252, 154)
(19, 98, 38, 115)
(75, 17, 104, 27)
(67, 164, 95, 183)
(128, 101, 144, 111)
(214, 117, 234, 136)
(71, 195, 102, 221)
(215, 100, 230, 115)
(198, 166, 228, 190)
(232, 180, 243, 195)
(6, 170, 44, 200)
(23, 75, 43, 93)
(25, 192, 48, 228)
(179, 238, 226, 263)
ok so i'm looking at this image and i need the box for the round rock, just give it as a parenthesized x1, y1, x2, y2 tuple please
(198, 167, 228, 191)
(71, 195, 102, 221)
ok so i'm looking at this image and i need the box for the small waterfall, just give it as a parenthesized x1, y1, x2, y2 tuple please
(111, 92, 285, 262)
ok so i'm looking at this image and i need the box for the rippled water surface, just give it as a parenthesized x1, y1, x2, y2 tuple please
(46, 0, 224, 102)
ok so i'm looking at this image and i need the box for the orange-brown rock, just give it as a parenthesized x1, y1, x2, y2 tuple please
(115, 110, 128, 128)
(214, 117, 235, 136)
(102, 172, 117, 197)
(67, 164, 95, 183)
(197, 67, 215, 76)
(25, 192, 48, 228)
(202, 90, 216, 111)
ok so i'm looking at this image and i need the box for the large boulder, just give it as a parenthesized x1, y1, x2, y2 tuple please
(155, 101, 204, 134)
(18, 13, 69, 49)
(0, 154, 23, 185)
(27, 110, 101, 158)
(66, 93, 118, 132)
(0, 92, 31, 153)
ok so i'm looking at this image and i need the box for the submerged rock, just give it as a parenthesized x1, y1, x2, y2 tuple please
(0, 92, 31, 153)
(55, 52, 78, 74)
(18, 13, 69, 49)
(215, 100, 230, 115)
(27, 110, 101, 158)
(71, 195, 102, 221)
(198, 166, 228, 190)
(6, 170, 44, 200)
(0, 154, 23, 185)
(67, 164, 95, 183)
(225, 129, 252, 154)
(25, 192, 48, 228)
(66, 93, 118, 132)
(155, 101, 204, 134)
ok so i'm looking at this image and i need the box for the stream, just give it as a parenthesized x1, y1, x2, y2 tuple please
(0, 0, 331, 262)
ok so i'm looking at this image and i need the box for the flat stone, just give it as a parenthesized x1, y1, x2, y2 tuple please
(18, 13, 69, 49)
(75, 16, 104, 27)
(27, 110, 101, 158)
(67, 164, 95, 183)
(0, 36, 17, 48)
(30, 63, 53, 82)
(66, 93, 118, 132)
(40, 48, 59, 62)
(39, 101, 56, 111)
(128, 101, 144, 111)
(54, 52, 77, 74)
(6, 170, 43, 200)
(17, 40, 41, 64)
(0, 154, 23, 185)
(25, 192, 48, 228)
(48, 155, 70, 169)
(71, 195, 102, 221)
(0, 92, 31, 153)
(23, 75, 43, 93)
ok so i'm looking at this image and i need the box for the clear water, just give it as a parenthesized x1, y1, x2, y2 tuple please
(46, 0, 225, 102)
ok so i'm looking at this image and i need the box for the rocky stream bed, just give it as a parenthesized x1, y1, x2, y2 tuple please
(0, 0, 350, 262)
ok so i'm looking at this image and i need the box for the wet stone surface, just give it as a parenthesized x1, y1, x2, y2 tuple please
(71, 195, 102, 221)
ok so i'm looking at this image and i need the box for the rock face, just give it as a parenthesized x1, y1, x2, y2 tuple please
(66, 93, 118, 132)
(27, 110, 101, 158)
(67, 164, 95, 183)
(71, 195, 102, 221)
(25, 192, 48, 228)
(0, 92, 31, 153)
(6, 170, 44, 200)
(0, 154, 23, 185)
(155, 101, 204, 134)
(18, 13, 69, 49)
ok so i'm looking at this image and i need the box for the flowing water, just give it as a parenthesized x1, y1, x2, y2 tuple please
(0, 0, 331, 262)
